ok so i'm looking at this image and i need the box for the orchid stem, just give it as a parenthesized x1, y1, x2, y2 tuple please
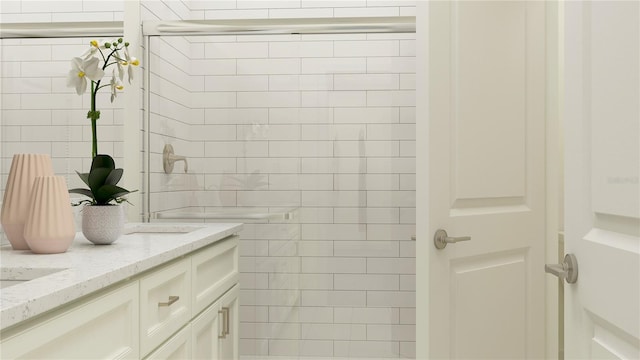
(89, 81, 99, 158)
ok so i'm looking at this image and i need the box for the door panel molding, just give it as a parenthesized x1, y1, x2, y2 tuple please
(450, 1, 528, 202)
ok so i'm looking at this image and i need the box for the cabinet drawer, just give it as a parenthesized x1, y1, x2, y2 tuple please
(140, 258, 192, 356)
(192, 236, 239, 316)
(1, 282, 139, 360)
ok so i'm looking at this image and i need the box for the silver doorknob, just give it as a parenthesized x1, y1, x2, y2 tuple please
(545, 253, 578, 284)
(434, 229, 471, 249)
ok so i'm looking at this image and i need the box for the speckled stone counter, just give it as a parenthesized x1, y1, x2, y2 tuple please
(0, 223, 242, 330)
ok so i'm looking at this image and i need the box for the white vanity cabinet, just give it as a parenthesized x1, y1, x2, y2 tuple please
(0, 234, 239, 360)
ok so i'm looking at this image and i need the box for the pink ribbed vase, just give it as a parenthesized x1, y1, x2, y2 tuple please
(23, 176, 76, 254)
(1, 154, 54, 250)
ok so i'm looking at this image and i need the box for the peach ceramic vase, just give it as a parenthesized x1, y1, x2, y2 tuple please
(23, 176, 76, 254)
(1, 154, 54, 250)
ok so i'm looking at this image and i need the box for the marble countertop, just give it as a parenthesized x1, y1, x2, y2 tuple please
(0, 222, 242, 330)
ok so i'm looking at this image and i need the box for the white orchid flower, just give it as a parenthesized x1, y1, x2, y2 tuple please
(114, 48, 126, 81)
(121, 46, 140, 84)
(109, 70, 124, 102)
(66, 56, 105, 95)
(81, 39, 106, 59)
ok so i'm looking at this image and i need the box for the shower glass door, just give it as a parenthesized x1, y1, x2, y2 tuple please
(146, 29, 416, 359)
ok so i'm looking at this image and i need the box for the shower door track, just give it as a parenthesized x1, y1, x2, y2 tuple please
(142, 16, 415, 36)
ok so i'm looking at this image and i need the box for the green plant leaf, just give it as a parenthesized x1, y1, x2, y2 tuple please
(105, 168, 123, 186)
(88, 168, 112, 194)
(73, 154, 137, 205)
(95, 184, 132, 205)
(109, 189, 138, 202)
(76, 171, 90, 187)
(68, 188, 95, 200)
(90, 154, 115, 172)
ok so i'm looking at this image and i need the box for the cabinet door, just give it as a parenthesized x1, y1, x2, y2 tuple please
(192, 236, 239, 316)
(1, 282, 139, 360)
(191, 285, 239, 360)
(219, 285, 239, 360)
(191, 298, 222, 359)
(144, 326, 191, 360)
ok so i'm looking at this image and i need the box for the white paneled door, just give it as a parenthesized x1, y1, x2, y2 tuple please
(417, 1, 546, 358)
(564, 1, 640, 359)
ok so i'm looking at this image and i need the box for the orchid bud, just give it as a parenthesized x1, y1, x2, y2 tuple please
(105, 42, 111, 48)
(124, 42, 130, 47)
(118, 38, 123, 43)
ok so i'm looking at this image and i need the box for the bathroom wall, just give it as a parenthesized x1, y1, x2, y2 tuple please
(0, 0, 124, 22)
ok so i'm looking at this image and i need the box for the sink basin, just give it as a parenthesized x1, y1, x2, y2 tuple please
(123, 224, 204, 236)
(0, 267, 66, 289)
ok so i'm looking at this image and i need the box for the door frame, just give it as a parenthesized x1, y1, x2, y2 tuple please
(545, 1, 563, 359)
(415, 2, 429, 358)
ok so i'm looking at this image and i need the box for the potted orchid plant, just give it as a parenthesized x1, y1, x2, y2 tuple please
(66, 39, 139, 244)
(69, 154, 136, 244)
(67, 38, 139, 158)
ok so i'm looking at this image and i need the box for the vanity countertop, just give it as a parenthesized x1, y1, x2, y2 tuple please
(0, 222, 242, 330)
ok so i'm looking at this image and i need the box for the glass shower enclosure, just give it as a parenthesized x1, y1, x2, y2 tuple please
(144, 17, 417, 359)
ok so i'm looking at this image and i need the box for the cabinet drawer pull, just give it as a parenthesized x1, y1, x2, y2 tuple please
(222, 306, 230, 336)
(158, 295, 179, 307)
(218, 307, 230, 339)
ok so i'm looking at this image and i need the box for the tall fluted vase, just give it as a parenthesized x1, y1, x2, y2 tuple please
(23, 176, 76, 254)
(1, 154, 54, 250)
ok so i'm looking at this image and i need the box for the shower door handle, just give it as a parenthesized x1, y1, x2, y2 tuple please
(434, 229, 471, 249)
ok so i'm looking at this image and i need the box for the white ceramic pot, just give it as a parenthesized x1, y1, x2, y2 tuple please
(82, 205, 124, 245)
